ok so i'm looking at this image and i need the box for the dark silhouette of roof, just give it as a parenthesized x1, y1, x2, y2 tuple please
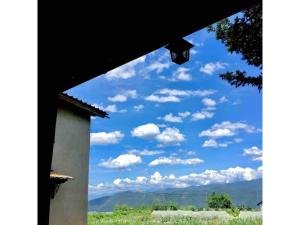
(59, 93, 109, 118)
(40, 0, 261, 92)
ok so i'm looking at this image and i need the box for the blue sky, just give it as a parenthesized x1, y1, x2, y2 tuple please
(66, 23, 262, 200)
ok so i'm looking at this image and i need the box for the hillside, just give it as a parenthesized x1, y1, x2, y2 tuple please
(89, 179, 262, 212)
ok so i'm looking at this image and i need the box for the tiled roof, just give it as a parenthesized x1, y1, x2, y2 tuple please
(59, 93, 109, 118)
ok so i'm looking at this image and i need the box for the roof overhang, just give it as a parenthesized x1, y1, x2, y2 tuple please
(39, 0, 261, 92)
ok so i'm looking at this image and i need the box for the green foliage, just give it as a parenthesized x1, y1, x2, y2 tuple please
(226, 207, 240, 217)
(237, 205, 253, 211)
(207, 3, 262, 91)
(151, 202, 178, 211)
(88, 209, 262, 225)
(207, 192, 233, 209)
(180, 205, 197, 211)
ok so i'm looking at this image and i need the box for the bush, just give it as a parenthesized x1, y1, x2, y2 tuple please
(180, 205, 197, 211)
(207, 192, 233, 209)
(113, 204, 132, 215)
(151, 202, 178, 211)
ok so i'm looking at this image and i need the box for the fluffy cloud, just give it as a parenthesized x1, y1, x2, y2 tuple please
(169, 67, 192, 81)
(149, 157, 204, 166)
(108, 90, 137, 102)
(199, 128, 235, 138)
(145, 89, 217, 103)
(191, 111, 214, 121)
(89, 166, 262, 195)
(92, 104, 126, 113)
(202, 139, 231, 148)
(133, 104, 144, 112)
(105, 56, 146, 80)
(131, 123, 160, 139)
(147, 61, 171, 74)
(128, 149, 164, 156)
(202, 98, 216, 107)
(243, 146, 263, 161)
(199, 121, 260, 138)
(145, 95, 181, 103)
(157, 88, 216, 97)
(131, 124, 185, 146)
(156, 127, 185, 146)
(158, 113, 183, 123)
(90, 131, 124, 145)
(178, 112, 191, 118)
(200, 62, 228, 75)
(98, 154, 142, 169)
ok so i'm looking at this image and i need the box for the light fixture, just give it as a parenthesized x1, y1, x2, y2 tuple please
(165, 38, 194, 65)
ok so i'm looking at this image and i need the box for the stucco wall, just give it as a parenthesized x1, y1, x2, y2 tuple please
(49, 106, 90, 225)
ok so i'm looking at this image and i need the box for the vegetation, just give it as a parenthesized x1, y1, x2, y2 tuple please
(88, 205, 262, 225)
(207, 192, 233, 209)
(151, 202, 179, 211)
(207, 3, 262, 91)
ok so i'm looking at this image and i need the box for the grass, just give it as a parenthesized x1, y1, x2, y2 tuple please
(88, 205, 262, 225)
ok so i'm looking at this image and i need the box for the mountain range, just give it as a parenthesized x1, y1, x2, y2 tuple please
(89, 179, 262, 212)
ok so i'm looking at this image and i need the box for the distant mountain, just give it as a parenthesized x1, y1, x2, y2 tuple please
(89, 179, 262, 212)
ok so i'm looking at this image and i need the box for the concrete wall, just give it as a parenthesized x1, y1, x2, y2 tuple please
(49, 105, 90, 225)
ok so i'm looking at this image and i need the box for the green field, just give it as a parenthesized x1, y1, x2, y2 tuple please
(88, 206, 262, 225)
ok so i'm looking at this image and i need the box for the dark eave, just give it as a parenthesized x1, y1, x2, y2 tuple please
(40, 0, 261, 92)
(59, 93, 109, 118)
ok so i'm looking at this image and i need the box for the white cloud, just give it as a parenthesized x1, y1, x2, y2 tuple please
(199, 128, 235, 138)
(200, 62, 228, 75)
(98, 154, 142, 169)
(108, 95, 127, 102)
(92, 103, 127, 113)
(234, 138, 243, 143)
(219, 96, 229, 103)
(133, 104, 144, 112)
(131, 123, 160, 139)
(147, 61, 171, 74)
(158, 113, 183, 123)
(90, 131, 124, 145)
(129, 149, 164, 156)
(178, 166, 262, 185)
(202, 139, 230, 148)
(156, 127, 185, 146)
(157, 124, 167, 128)
(169, 67, 192, 81)
(145, 89, 216, 104)
(149, 157, 204, 166)
(131, 124, 185, 146)
(89, 166, 262, 195)
(105, 56, 146, 80)
(202, 98, 216, 107)
(243, 146, 263, 161)
(202, 107, 216, 111)
(158, 88, 216, 97)
(190, 49, 198, 55)
(191, 111, 214, 121)
(212, 121, 260, 133)
(178, 112, 191, 118)
(145, 94, 181, 103)
(108, 90, 137, 102)
(199, 121, 260, 138)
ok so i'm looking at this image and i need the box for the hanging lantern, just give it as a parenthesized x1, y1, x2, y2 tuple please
(165, 38, 194, 65)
